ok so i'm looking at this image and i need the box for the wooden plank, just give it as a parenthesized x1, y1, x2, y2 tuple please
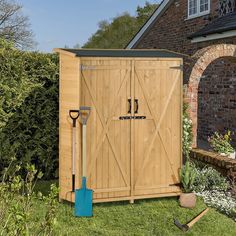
(61, 190, 181, 203)
(94, 187, 130, 193)
(93, 192, 181, 203)
(130, 60, 135, 203)
(134, 187, 180, 196)
(81, 65, 131, 70)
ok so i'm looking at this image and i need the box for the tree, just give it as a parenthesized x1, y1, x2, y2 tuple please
(136, 1, 158, 25)
(83, 14, 138, 49)
(0, 0, 35, 49)
(82, 1, 158, 49)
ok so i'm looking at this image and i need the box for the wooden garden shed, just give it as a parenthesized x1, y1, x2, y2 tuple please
(54, 49, 183, 203)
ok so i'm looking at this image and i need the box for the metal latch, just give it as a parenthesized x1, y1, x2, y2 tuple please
(170, 65, 183, 71)
(119, 116, 146, 120)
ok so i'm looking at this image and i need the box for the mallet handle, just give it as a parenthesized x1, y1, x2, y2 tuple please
(187, 208, 209, 228)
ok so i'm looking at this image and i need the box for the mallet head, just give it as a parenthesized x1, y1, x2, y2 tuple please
(174, 219, 189, 232)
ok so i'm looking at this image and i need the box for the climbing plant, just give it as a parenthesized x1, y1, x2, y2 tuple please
(183, 102, 193, 158)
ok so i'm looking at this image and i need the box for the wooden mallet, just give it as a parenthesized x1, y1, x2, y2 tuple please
(174, 208, 209, 232)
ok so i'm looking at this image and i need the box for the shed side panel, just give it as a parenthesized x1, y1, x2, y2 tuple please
(59, 54, 81, 202)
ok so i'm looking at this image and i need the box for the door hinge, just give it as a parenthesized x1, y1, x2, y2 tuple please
(80, 64, 96, 71)
(170, 64, 183, 71)
(169, 183, 181, 187)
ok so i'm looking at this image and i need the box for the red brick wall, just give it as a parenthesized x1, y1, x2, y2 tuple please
(135, 0, 236, 83)
(135, 0, 236, 56)
(134, 0, 236, 147)
(198, 56, 236, 146)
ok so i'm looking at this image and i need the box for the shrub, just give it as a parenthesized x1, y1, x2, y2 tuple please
(190, 163, 236, 220)
(0, 160, 59, 234)
(0, 39, 59, 179)
(192, 165, 229, 193)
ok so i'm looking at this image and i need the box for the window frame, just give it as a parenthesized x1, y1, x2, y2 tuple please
(188, 0, 210, 19)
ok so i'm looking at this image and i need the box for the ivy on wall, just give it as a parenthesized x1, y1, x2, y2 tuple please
(0, 40, 59, 179)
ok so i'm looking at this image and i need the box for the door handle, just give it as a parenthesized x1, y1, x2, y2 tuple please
(134, 99, 139, 114)
(128, 98, 132, 114)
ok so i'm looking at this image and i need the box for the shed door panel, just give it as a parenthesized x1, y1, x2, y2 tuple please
(80, 59, 131, 199)
(133, 60, 182, 196)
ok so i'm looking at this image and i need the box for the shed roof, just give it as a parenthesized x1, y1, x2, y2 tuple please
(54, 48, 183, 58)
(189, 12, 236, 39)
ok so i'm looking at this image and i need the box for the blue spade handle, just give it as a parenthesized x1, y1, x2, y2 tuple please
(82, 176, 87, 189)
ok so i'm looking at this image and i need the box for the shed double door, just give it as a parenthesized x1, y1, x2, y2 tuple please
(80, 58, 182, 202)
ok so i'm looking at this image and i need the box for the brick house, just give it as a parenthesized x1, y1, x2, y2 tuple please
(127, 0, 236, 148)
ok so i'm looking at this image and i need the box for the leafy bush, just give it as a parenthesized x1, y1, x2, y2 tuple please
(190, 163, 236, 220)
(179, 161, 196, 193)
(0, 160, 59, 235)
(208, 130, 234, 155)
(192, 165, 229, 193)
(0, 39, 59, 179)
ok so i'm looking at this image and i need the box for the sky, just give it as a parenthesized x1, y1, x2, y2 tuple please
(17, 0, 158, 52)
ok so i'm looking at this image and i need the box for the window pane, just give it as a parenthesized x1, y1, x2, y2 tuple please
(200, 0, 209, 12)
(189, 0, 198, 15)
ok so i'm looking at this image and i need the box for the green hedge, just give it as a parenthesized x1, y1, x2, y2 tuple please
(0, 40, 59, 179)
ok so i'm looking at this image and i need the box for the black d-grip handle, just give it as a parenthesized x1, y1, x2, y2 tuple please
(69, 110, 80, 127)
(128, 98, 131, 114)
(134, 99, 139, 114)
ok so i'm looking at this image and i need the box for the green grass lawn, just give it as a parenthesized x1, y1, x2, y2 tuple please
(33, 181, 236, 236)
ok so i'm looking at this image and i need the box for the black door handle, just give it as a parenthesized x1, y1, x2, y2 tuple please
(134, 99, 139, 114)
(128, 98, 132, 114)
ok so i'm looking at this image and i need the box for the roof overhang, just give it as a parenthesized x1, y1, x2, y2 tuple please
(53, 48, 183, 58)
(53, 48, 77, 57)
(191, 30, 236, 43)
(126, 0, 172, 49)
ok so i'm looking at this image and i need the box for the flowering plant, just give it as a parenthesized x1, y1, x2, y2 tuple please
(208, 130, 234, 155)
(182, 103, 193, 158)
(196, 190, 236, 221)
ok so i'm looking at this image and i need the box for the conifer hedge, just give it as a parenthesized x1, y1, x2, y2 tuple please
(0, 40, 59, 179)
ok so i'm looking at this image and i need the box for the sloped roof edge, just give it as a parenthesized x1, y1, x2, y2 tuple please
(54, 48, 183, 58)
(126, 0, 172, 49)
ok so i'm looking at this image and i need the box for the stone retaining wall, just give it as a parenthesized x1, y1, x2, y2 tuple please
(190, 148, 236, 178)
